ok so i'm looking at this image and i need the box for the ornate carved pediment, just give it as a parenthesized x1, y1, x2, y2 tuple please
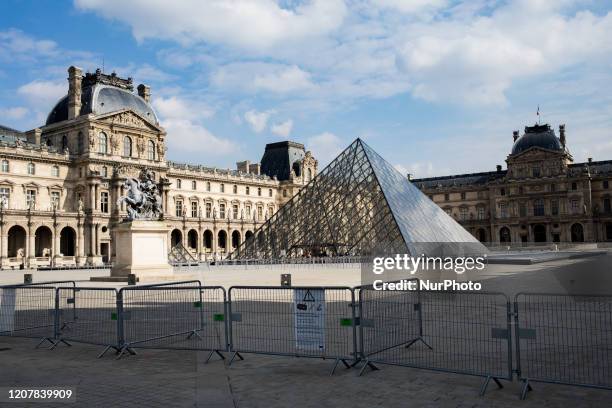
(99, 110, 160, 132)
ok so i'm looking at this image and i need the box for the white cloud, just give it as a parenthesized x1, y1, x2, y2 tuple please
(162, 118, 236, 158)
(372, 0, 447, 14)
(17, 80, 65, 110)
(153, 96, 215, 122)
(271, 119, 293, 137)
(307, 132, 344, 165)
(0, 106, 28, 120)
(75, 0, 347, 51)
(244, 109, 275, 133)
(211, 62, 315, 94)
(0, 29, 59, 62)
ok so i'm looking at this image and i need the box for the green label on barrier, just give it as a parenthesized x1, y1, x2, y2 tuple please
(111, 312, 117, 321)
(340, 318, 353, 327)
(193, 301, 202, 308)
(213, 314, 224, 322)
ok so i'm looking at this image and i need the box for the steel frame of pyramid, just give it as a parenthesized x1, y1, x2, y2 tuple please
(231, 139, 483, 260)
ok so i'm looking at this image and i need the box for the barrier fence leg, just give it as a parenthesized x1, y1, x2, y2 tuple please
(330, 358, 351, 376)
(48, 338, 71, 350)
(35, 337, 56, 349)
(204, 350, 226, 364)
(520, 379, 532, 400)
(479, 376, 503, 396)
(228, 351, 244, 366)
(97, 345, 121, 359)
(357, 359, 379, 376)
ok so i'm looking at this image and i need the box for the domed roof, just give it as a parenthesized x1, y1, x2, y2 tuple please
(46, 72, 158, 126)
(510, 124, 563, 155)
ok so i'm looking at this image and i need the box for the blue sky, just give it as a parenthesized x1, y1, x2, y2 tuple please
(1, 0, 612, 177)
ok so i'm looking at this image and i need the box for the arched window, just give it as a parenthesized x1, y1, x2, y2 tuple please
(307, 168, 313, 181)
(101, 166, 108, 177)
(62, 135, 68, 152)
(52, 165, 59, 177)
(123, 136, 132, 157)
(1, 160, 8, 172)
(27, 162, 35, 175)
(78, 132, 84, 153)
(147, 140, 155, 160)
(191, 180, 196, 190)
(176, 179, 182, 189)
(98, 132, 107, 154)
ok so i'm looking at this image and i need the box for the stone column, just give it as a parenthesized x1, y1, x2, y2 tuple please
(197, 225, 203, 261)
(89, 184, 96, 211)
(1, 230, 7, 259)
(27, 225, 35, 266)
(77, 222, 85, 265)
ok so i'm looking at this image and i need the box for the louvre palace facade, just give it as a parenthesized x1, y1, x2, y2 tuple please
(0, 66, 317, 268)
(413, 123, 612, 244)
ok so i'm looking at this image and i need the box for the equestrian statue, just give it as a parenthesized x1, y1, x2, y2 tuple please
(117, 169, 163, 220)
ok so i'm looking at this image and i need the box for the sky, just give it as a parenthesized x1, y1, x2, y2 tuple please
(1, 0, 612, 178)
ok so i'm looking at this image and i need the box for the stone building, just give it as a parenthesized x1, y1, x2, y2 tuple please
(413, 123, 612, 244)
(0, 66, 317, 268)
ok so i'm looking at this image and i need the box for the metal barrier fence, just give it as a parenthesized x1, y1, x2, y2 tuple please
(514, 293, 612, 399)
(3, 279, 612, 399)
(56, 287, 120, 357)
(0, 286, 57, 347)
(118, 286, 227, 361)
(358, 286, 512, 395)
(228, 286, 358, 374)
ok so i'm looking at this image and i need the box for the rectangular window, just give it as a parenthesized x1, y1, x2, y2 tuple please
(519, 202, 527, 217)
(100, 191, 108, 213)
(219, 203, 226, 219)
(268, 189, 273, 197)
(220, 183, 225, 193)
(206, 182, 211, 192)
(233, 185, 238, 194)
(191, 201, 198, 217)
(257, 206, 263, 220)
(499, 203, 508, 218)
(460, 192, 466, 200)
(246, 186, 250, 195)
(258, 188, 261, 196)
(459, 207, 468, 221)
(604, 198, 611, 213)
(233, 204, 239, 219)
(0, 187, 10, 208)
(477, 207, 485, 220)
(205, 202, 212, 218)
(175, 200, 183, 217)
(192, 180, 196, 190)
(26, 189, 36, 209)
(534, 200, 545, 216)
(551, 199, 559, 216)
(444, 193, 449, 201)
(532, 167, 540, 177)
(245, 205, 251, 219)
(571, 199, 580, 214)
(604, 180, 609, 189)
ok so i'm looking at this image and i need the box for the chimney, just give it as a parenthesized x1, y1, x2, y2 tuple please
(137, 84, 151, 103)
(249, 163, 261, 175)
(25, 128, 42, 145)
(512, 130, 519, 142)
(67, 66, 83, 119)
(496, 165, 502, 172)
(588, 157, 593, 164)
(559, 124, 566, 147)
(236, 160, 251, 173)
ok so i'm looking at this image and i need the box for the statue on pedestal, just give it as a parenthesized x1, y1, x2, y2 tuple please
(117, 169, 162, 220)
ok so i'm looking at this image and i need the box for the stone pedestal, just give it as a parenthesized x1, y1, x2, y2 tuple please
(111, 220, 173, 278)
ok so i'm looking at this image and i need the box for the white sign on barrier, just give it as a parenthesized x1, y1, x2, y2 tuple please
(294, 289, 325, 352)
(0, 288, 16, 333)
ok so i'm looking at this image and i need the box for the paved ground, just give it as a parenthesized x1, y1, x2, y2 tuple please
(0, 336, 611, 408)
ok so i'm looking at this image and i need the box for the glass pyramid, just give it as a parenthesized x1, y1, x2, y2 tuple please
(232, 139, 485, 259)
